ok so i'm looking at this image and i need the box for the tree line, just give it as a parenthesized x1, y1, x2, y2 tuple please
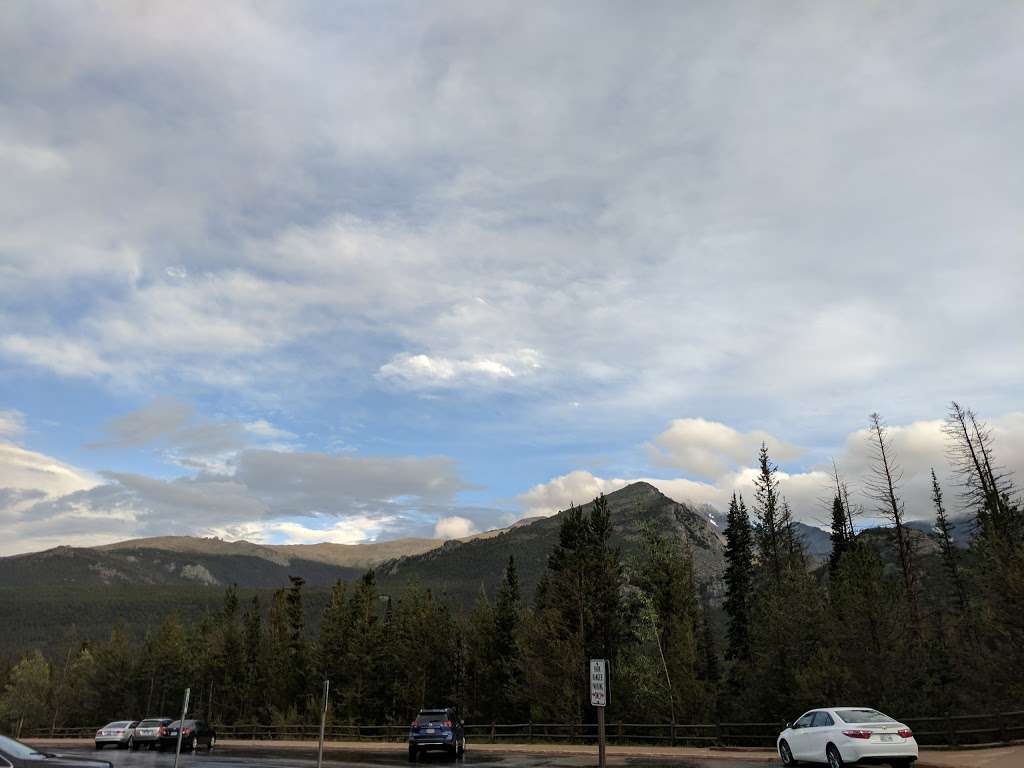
(1, 402, 1021, 732)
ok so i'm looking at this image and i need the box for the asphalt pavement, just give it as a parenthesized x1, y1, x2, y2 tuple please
(37, 744, 776, 768)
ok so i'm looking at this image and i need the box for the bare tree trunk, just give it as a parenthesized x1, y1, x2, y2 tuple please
(867, 413, 921, 638)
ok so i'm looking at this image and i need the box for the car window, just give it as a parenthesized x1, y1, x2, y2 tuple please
(811, 712, 834, 727)
(139, 719, 165, 727)
(795, 713, 815, 728)
(0, 737, 45, 759)
(835, 709, 894, 724)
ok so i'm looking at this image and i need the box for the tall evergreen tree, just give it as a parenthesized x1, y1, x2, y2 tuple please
(753, 444, 784, 581)
(723, 493, 754, 661)
(829, 494, 851, 575)
(931, 470, 969, 619)
(492, 556, 526, 719)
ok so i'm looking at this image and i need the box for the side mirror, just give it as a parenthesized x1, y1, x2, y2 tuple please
(786, 722, 794, 729)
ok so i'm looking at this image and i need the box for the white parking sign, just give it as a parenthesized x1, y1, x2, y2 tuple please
(590, 658, 608, 707)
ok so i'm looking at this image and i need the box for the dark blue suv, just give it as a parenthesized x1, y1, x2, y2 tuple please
(408, 708, 465, 760)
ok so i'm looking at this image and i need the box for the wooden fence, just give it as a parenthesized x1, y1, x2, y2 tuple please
(26, 711, 1024, 749)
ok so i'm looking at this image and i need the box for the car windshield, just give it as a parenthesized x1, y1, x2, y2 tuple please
(416, 713, 448, 724)
(0, 736, 46, 759)
(835, 709, 895, 724)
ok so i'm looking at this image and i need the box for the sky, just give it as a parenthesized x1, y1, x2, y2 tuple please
(1, 1, 1022, 556)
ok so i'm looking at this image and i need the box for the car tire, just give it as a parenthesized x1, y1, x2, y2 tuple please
(95, 743, 103, 751)
(408, 746, 418, 762)
(779, 740, 797, 766)
(191, 736, 198, 751)
(889, 761, 913, 768)
(826, 744, 845, 768)
(129, 740, 137, 752)
(457, 738, 465, 758)
(209, 735, 216, 751)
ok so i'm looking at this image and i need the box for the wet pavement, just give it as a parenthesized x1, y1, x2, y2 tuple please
(36, 744, 776, 768)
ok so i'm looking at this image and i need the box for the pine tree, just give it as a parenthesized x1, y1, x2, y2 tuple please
(492, 556, 526, 719)
(723, 493, 754, 661)
(931, 470, 969, 619)
(829, 494, 851, 575)
(753, 444, 784, 582)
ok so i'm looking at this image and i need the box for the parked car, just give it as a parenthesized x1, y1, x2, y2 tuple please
(408, 708, 465, 760)
(777, 707, 918, 767)
(0, 735, 112, 768)
(129, 718, 172, 751)
(94, 721, 138, 750)
(156, 720, 216, 752)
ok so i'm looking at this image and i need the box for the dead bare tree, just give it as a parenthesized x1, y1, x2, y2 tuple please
(943, 401, 1019, 545)
(866, 412, 921, 637)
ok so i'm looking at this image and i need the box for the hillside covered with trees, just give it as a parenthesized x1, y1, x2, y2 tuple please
(0, 403, 1020, 732)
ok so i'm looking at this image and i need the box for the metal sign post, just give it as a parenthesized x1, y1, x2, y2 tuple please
(590, 659, 608, 768)
(316, 680, 330, 768)
(172, 687, 190, 768)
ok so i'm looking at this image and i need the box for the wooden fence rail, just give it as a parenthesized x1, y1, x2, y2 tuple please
(24, 711, 1024, 749)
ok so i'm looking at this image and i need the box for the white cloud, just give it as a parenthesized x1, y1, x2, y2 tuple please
(0, 441, 100, 508)
(244, 420, 297, 440)
(0, 1, 1017, 419)
(434, 515, 477, 540)
(647, 418, 803, 480)
(0, 410, 26, 439)
(378, 349, 541, 389)
(520, 412, 1024, 528)
(518, 470, 632, 517)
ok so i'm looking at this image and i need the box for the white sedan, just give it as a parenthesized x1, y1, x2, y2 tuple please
(777, 707, 918, 767)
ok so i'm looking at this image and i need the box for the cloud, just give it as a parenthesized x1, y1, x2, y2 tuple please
(0, 0, 1018, 427)
(0, 441, 99, 508)
(647, 418, 803, 480)
(0, 410, 26, 439)
(0, 441, 478, 555)
(520, 412, 1024, 529)
(434, 515, 478, 540)
(378, 349, 541, 389)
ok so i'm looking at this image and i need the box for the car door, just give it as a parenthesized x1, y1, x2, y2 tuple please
(788, 711, 817, 759)
(804, 711, 835, 762)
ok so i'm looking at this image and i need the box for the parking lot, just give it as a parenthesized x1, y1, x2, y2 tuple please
(33, 743, 777, 768)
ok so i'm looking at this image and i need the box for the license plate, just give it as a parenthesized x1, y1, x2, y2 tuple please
(879, 734, 893, 742)
(426, 728, 435, 734)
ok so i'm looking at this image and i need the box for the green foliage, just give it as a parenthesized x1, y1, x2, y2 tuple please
(1, 424, 1022, 729)
(0, 650, 52, 732)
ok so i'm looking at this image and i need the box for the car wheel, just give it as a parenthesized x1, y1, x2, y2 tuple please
(889, 761, 913, 768)
(779, 740, 797, 766)
(191, 736, 198, 751)
(95, 743, 103, 751)
(827, 744, 845, 768)
(457, 738, 465, 757)
(208, 735, 216, 751)
(408, 746, 418, 762)
(129, 739, 136, 752)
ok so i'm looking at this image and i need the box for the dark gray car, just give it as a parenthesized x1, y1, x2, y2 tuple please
(0, 736, 112, 768)
(129, 718, 172, 751)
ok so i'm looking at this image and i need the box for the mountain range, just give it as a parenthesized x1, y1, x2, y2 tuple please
(0, 482, 974, 658)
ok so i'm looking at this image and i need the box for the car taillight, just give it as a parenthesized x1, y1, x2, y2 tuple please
(898, 729, 912, 739)
(843, 730, 872, 739)
(96, 730, 102, 737)
(183, 728, 192, 736)
(443, 720, 452, 728)
(159, 726, 166, 736)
